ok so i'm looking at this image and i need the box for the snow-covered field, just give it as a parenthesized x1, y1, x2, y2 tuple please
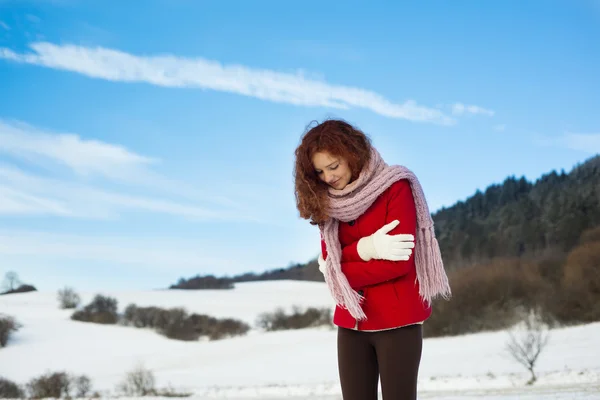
(1, 280, 599, 399)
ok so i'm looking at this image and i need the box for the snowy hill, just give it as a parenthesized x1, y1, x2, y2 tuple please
(1, 280, 600, 399)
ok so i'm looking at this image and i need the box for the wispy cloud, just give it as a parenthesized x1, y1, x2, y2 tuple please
(25, 14, 42, 23)
(0, 0, 74, 5)
(0, 42, 457, 125)
(0, 120, 156, 180)
(535, 132, 600, 155)
(0, 230, 238, 273)
(452, 103, 495, 117)
(0, 21, 9, 31)
(559, 132, 600, 154)
(0, 119, 252, 220)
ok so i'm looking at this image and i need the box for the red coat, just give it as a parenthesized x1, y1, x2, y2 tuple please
(321, 179, 432, 331)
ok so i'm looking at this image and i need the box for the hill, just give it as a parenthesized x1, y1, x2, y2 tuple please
(434, 154, 600, 270)
(1, 282, 599, 398)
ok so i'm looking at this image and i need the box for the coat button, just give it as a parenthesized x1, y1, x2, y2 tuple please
(348, 220, 355, 226)
(358, 290, 364, 296)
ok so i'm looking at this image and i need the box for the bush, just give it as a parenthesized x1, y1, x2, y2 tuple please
(57, 287, 81, 309)
(71, 294, 118, 324)
(156, 385, 193, 398)
(123, 304, 161, 328)
(27, 371, 70, 399)
(25, 371, 92, 399)
(1, 284, 37, 296)
(117, 365, 156, 397)
(116, 365, 191, 397)
(73, 374, 93, 398)
(0, 315, 20, 348)
(159, 309, 201, 342)
(424, 258, 553, 337)
(207, 317, 251, 340)
(0, 376, 25, 399)
(256, 306, 332, 331)
(505, 309, 551, 385)
(122, 304, 250, 341)
(552, 235, 600, 324)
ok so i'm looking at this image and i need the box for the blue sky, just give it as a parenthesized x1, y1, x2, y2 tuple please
(0, 0, 598, 292)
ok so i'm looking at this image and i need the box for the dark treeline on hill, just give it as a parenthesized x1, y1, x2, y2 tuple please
(169, 155, 600, 289)
(169, 259, 323, 290)
(434, 154, 600, 270)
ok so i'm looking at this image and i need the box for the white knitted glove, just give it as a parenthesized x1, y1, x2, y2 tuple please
(318, 253, 327, 274)
(357, 220, 415, 262)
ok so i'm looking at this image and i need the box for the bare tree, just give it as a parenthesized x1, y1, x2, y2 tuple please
(117, 364, 156, 397)
(57, 287, 81, 309)
(505, 310, 550, 385)
(2, 271, 21, 292)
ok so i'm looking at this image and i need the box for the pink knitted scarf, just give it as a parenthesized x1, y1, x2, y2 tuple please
(319, 147, 451, 320)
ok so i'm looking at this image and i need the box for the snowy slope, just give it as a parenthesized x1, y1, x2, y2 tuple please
(1, 280, 599, 399)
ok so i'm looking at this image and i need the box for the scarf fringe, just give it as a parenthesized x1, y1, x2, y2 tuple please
(415, 226, 452, 306)
(323, 219, 367, 320)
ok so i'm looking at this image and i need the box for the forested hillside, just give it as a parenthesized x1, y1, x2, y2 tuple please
(434, 154, 600, 269)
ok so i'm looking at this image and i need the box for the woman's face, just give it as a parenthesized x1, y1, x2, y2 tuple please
(312, 150, 353, 190)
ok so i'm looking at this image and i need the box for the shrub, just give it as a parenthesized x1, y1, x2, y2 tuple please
(0, 376, 25, 399)
(122, 304, 250, 341)
(505, 309, 551, 385)
(1, 284, 37, 296)
(424, 258, 552, 337)
(0, 315, 20, 348)
(57, 287, 81, 309)
(123, 304, 160, 328)
(256, 306, 332, 331)
(26, 371, 93, 399)
(156, 384, 193, 398)
(117, 365, 156, 397)
(159, 310, 201, 342)
(204, 317, 251, 341)
(553, 236, 600, 324)
(73, 374, 93, 398)
(26, 371, 72, 399)
(116, 365, 191, 397)
(71, 294, 118, 324)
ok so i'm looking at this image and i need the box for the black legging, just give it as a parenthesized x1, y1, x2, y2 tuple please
(337, 324, 423, 400)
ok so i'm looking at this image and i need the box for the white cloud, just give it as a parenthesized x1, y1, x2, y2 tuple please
(0, 119, 156, 180)
(26, 14, 41, 23)
(0, 183, 76, 216)
(0, 230, 237, 272)
(560, 132, 600, 154)
(0, 168, 236, 220)
(452, 103, 495, 117)
(0, 21, 9, 30)
(494, 124, 506, 132)
(534, 132, 600, 155)
(0, 120, 253, 220)
(0, 42, 456, 125)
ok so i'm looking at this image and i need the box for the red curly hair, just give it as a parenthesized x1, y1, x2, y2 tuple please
(294, 119, 373, 225)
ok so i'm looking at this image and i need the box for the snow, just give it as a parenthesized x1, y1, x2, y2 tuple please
(1, 280, 600, 399)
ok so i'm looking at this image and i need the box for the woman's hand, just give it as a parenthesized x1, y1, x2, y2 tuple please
(357, 220, 415, 262)
(318, 253, 327, 274)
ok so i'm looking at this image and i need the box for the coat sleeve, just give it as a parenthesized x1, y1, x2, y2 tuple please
(339, 179, 417, 289)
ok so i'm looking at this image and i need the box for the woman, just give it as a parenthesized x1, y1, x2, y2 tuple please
(293, 119, 451, 400)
